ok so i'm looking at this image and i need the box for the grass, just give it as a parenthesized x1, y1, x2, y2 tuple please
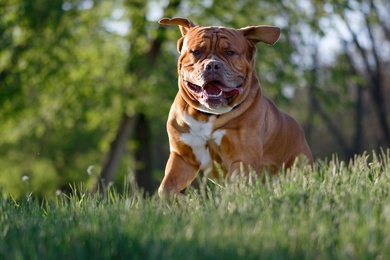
(1, 150, 390, 259)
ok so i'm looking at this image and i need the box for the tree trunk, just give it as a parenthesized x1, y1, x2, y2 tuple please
(352, 84, 364, 154)
(133, 113, 153, 195)
(93, 113, 138, 193)
(369, 75, 390, 147)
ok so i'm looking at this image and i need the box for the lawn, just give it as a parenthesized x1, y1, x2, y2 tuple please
(1, 150, 390, 259)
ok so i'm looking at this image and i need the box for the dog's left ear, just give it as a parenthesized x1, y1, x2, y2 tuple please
(159, 17, 196, 37)
(239, 26, 281, 45)
(159, 17, 196, 53)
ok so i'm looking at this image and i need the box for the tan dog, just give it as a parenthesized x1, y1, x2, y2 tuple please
(158, 17, 313, 197)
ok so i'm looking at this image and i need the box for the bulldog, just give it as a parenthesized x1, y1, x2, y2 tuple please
(158, 17, 313, 197)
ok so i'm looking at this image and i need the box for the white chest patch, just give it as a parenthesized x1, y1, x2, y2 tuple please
(180, 113, 226, 170)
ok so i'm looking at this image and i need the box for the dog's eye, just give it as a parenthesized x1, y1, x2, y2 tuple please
(227, 50, 235, 56)
(191, 50, 201, 56)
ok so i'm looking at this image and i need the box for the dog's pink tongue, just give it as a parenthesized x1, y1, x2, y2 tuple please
(204, 82, 223, 95)
(203, 82, 241, 98)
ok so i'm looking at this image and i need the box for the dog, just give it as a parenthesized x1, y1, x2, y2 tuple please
(158, 17, 313, 197)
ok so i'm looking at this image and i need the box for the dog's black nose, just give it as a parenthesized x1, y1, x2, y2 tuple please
(205, 60, 222, 72)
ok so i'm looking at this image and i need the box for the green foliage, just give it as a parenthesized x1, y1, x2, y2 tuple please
(1, 151, 390, 259)
(0, 0, 169, 196)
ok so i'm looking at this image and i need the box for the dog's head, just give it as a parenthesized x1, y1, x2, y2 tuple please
(160, 17, 280, 114)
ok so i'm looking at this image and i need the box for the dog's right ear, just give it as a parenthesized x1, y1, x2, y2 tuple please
(159, 17, 196, 53)
(239, 26, 281, 46)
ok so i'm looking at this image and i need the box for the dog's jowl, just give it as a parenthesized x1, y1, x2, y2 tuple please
(158, 17, 313, 197)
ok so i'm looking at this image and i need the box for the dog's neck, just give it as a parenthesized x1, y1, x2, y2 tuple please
(196, 104, 240, 117)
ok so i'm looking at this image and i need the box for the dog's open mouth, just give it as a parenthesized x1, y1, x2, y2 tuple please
(185, 81, 242, 105)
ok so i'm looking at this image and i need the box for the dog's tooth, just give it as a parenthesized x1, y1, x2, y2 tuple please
(206, 90, 223, 98)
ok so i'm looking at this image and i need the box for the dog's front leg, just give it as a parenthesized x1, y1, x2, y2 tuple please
(217, 132, 263, 181)
(158, 152, 199, 198)
(226, 160, 262, 181)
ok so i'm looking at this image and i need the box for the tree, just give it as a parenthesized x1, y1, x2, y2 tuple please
(301, 0, 390, 159)
(95, 0, 181, 195)
(0, 0, 133, 197)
